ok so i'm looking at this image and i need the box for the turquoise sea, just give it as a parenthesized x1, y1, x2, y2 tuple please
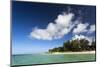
(12, 53, 95, 66)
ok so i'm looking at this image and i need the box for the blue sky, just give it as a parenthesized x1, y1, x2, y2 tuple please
(12, 1, 96, 54)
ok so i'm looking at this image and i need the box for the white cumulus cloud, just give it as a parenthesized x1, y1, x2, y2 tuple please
(55, 13, 74, 27)
(29, 10, 95, 40)
(73, 23, 89, 34)
(88, 24, 95, 33)
(30, 12, 75, 40)
(30, 28, 52, 40)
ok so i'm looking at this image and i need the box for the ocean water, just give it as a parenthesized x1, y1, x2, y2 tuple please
(12, 53, 95, 66)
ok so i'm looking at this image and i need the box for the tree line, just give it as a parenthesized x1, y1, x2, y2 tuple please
(49, 39, 96, 52)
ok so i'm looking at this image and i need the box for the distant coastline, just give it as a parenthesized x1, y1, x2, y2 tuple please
(48, 39, 96, 54)
(44, 51, 95, 55)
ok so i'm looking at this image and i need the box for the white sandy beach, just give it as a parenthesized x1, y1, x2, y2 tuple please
(43, 51, 95, 55)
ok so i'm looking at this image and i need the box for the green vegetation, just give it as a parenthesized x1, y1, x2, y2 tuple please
(49, 39, 96, 53)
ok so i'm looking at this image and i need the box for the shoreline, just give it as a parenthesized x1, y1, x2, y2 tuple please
(12, 51, 95, 55)
(43, 51, 95, 55)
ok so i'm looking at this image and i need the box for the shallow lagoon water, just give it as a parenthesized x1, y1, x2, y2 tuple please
(12, 53, 95, 66)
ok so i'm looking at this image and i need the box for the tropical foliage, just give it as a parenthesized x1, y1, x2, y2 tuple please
(49, 39, 96, 52)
